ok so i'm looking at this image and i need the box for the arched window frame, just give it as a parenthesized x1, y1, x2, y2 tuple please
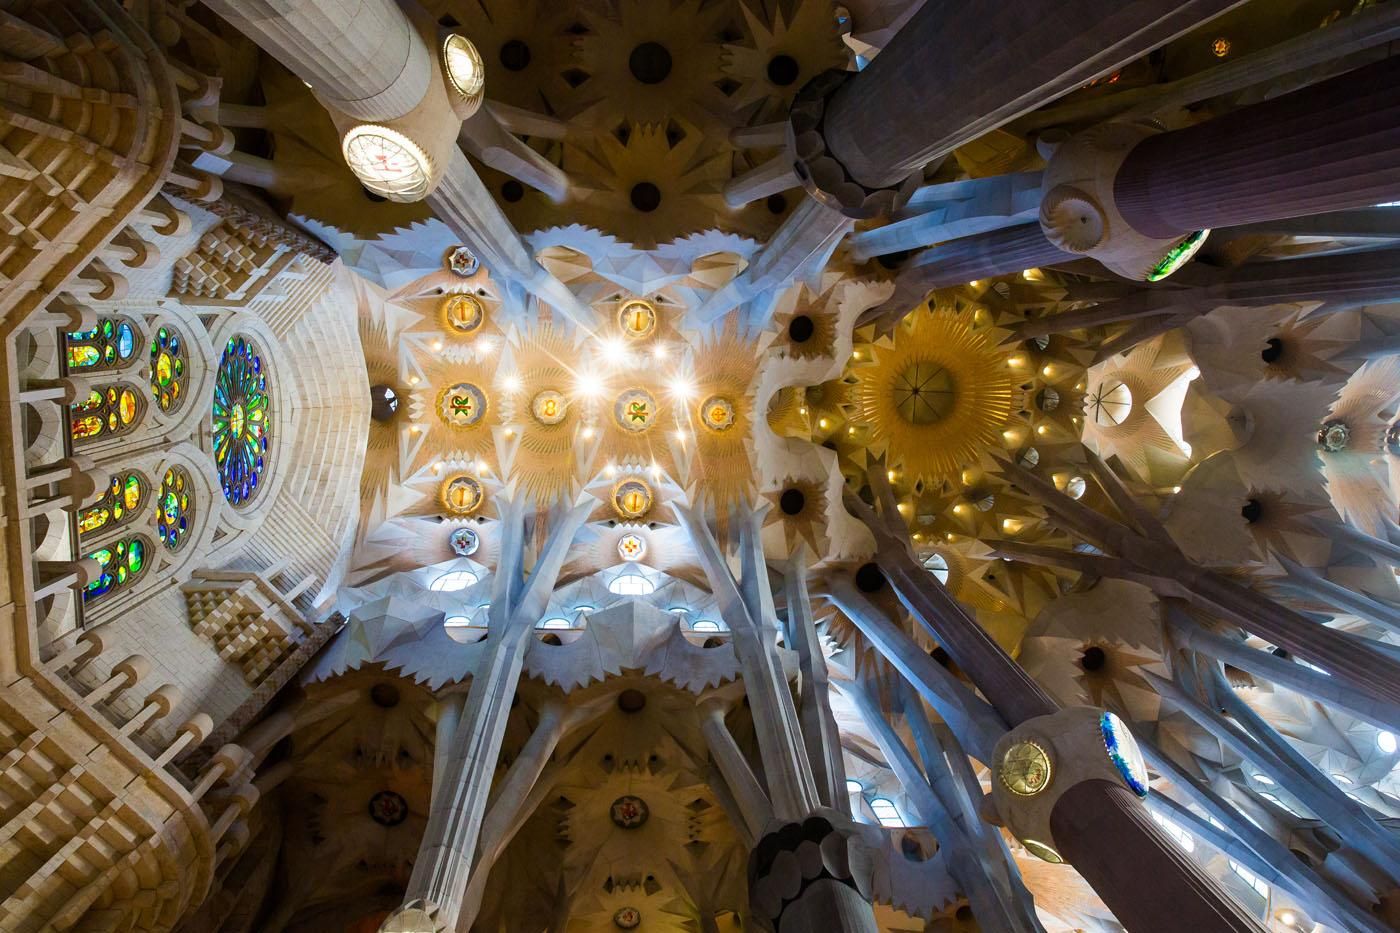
(77, 471, 149, 543)
(69, 382, 147, 445)
(81, 534, 152, 605)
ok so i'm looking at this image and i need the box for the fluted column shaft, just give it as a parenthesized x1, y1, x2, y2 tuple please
(1116, 55, 1400, 239)
(1051, 781, 1266, 933)
(201, 0, 430, 122)
(821, 0, 1242, 188)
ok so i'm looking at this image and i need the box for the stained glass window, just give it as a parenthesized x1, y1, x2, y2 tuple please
(155, 467, 194, 550)
(78, 473, 146, 539)
(212, 337, 271, 507)
(64, 317, 139, 372)
(149, 326, 186, 413)
(70, 384, 144, 443)
(82, 536, 149, 604)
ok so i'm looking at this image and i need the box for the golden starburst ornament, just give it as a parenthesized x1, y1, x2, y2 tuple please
(855, 305, 1013, 483)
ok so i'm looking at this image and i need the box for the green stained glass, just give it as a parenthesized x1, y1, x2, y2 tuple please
(1146, 230, 1210, 282)
(149, 326, 186, 412)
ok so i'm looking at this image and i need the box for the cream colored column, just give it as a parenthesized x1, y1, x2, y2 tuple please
(200, 0, 430, 121)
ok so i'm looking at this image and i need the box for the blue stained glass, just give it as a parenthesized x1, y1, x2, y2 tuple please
(212, 337, 272, 507)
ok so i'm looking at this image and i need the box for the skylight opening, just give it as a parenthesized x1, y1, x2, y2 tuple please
(608, 573, 655, 596)
(430, 569, 478, 592)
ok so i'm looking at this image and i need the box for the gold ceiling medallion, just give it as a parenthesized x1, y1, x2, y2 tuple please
(441, 293, 485, 335)
(531, 389, 568, 425)
(438, 382, 487, 429)
(441, 474, 484, 515)
(698, 395, 736, 432)
(612, 479, 653, 520)
(855, 307, 1013, 483)
(893, 362, 956, 425)
(999, 740, 1053, 796)
(614, 388, 658, 433)
(618, 299, 657, 339)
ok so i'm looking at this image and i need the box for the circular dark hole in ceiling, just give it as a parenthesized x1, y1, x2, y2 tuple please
(501, 179, 524, 202)
(618, 688, 647, 713)
(369, 384, 399, 423)
(955, 905, 974, 922)
(370, 683, 400, 708)
(767, 54, 800, 86)
(541, 632, 562, 646)
(1261, 337, 1283, 364)
(629, 42, 673, 84)
(779, 488, 806, 515)
(500, 39, 531, 71)
(855, 562, 885, 593)
(630, 182, 662, 212)
(1079, 646, 1107, 672)
(788, 314, 815, 343)
(930, 646, 951, 668)
(1241, 498, 1263, 524)
(766, 193, 787, 214)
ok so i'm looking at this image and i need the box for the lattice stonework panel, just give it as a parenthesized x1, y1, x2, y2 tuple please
(184, 583, 299, 684)
(169, 222, 289, 306)
(0, 0, 179, 318)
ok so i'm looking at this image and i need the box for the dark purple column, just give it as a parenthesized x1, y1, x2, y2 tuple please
(878, 551, 1057, 727)
(1116, 55, 1400, 239)
(821, 0, 1242, 188)
(1051, 781, 1266, 933)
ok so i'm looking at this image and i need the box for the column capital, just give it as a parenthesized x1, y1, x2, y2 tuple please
(988, 706, 1149, 865)
(747, 809, 880, 932)
(786, 71, 921, 220)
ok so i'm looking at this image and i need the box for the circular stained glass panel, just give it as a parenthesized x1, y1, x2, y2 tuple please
(442, 294, 485, 334)
(612, 480, 653, 520)
(149, 326, 186, 413)
(618, 299, 657, 339)
(610, 795, 649, 829)
(614, 388, 658, 433)
(442, 475, 484, 515)
(439, 382, 487, 429)
(156, 467, 194, 551)
(450, 526, 480, 556)
(699, 395, 735, 432)
(613, 907, 641, 930)
(446, 245, 480, 277)
(531, 390, 568, 425)
(212, 337, 271, 507)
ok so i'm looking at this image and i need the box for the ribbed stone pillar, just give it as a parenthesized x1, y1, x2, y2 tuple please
(902, 223, 1074, 291)
(1050, 781, 1266, 933)
(201, 0, 431, 122)
(820, 0, 1243, 188)
(1116, 55, 1400, 239)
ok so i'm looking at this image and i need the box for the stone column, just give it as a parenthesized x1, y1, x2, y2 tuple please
(850, 486, 1268, 932)
(1115, 55, 1400, 240)
(698, 701, 776, 842)
(1050, 780, 1264, 932)
(200, 0, 430, 121)
(862, 223, 1074, 329)
(783, 555, 849, 814)
(382, 499, 593, 933)
(797, 0, 1241, 196)
(1040, 56, 1400, 279)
